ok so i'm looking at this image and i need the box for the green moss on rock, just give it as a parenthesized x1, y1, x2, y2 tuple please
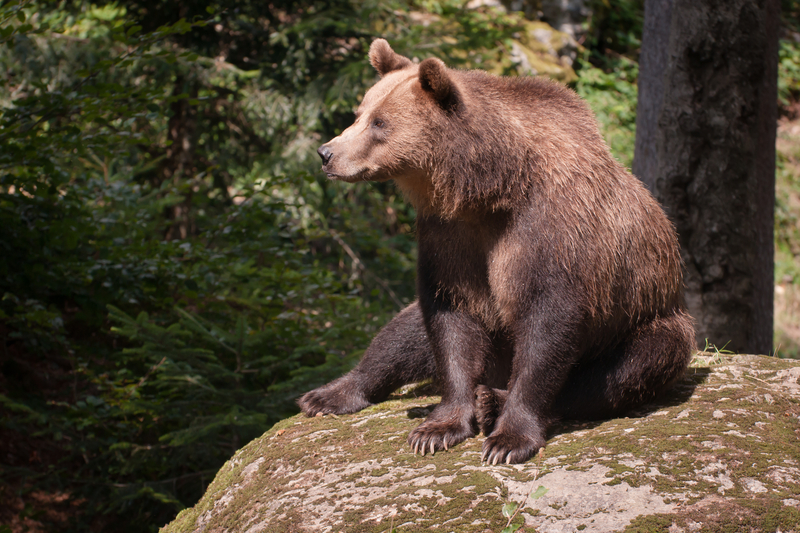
(162, 355, 800, 533)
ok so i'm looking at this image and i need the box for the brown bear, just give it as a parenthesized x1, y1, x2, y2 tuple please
(299, 39, 695, 464)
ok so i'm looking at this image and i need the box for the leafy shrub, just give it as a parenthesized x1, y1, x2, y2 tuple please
(574, 58, 638, 169)
(0, 1, 521, 530)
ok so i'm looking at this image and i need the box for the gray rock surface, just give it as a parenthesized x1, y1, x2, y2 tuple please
(162, 354, 800, 533)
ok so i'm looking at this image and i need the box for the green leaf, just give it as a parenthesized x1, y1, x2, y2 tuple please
(501, 502, 517, 518)
(530, 485, 549, 499)
(127, 25, 142, 36)
(16, 11, 25, 22)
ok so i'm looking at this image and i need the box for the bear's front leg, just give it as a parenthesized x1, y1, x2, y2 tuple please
(407, 307, 490, 455)
(481, 307, 582, 464)
(298, 302, 435, 416)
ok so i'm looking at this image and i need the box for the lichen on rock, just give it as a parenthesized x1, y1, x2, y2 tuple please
(161, 355, 800, 533)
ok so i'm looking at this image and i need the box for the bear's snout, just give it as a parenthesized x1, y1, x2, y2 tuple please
(317, 145, 333, 165)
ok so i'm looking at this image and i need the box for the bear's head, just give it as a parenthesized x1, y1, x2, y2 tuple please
(316, 39, 461, 185)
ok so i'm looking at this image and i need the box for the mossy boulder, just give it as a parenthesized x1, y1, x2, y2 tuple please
(510, 21, 580, 83)
(162, 354, 800, 533)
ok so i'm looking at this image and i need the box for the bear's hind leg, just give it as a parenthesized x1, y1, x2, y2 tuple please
(298, 302, 435, 416)
(475, 384, 507, 436)
(555, 310, 696, 420)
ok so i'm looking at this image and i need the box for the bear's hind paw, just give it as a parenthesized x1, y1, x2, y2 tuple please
(297, 383, 371, 417)
(475, 385, 507, 436)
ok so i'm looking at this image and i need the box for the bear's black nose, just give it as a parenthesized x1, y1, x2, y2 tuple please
(317, 145, 333, 165)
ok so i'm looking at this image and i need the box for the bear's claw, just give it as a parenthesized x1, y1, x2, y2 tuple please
(481, 431, 544, 465)
(407, 405, 476, 455)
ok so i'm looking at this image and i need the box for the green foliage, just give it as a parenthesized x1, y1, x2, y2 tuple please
(775, 140, 800, 281)
(2, 0, 799, 530)
(0, 0, 522, 531)
(562, 1, 642, 169)
(574, 58, 638, 169)
(779, 39, 800, 109)
(582, 0, 643, 67)
(499, 484, 549, 532)
(782, 0, 800, 38)
(774, 120, 800, 359)
(775, 0, 800, 359)
(0, 2, 201, 194)
(778, 0, 800, 109)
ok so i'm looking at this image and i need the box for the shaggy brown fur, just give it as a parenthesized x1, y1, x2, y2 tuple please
(300, 39, 695, 464)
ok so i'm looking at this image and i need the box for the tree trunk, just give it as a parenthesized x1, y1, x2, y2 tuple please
(632, 0, 673, 192)
(162, 76, 197, 241)
(633, 0, 779, 354)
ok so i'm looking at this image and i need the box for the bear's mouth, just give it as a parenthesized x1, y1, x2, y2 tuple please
(322, 164, 395, 183)
(323, 170, 356, 181)
(323, 167, 372, 182)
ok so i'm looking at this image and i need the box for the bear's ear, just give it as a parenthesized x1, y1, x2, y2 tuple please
(418, 57, 460, 111)
(369, 39, 412, 77)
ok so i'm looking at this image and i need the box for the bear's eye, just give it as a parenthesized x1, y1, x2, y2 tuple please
(372, 118, 385, 129)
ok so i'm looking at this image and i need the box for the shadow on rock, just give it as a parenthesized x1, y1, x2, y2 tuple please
(549, 366, 710, 438)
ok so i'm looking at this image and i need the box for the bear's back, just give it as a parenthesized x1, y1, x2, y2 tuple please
(425, 69, 683, 324)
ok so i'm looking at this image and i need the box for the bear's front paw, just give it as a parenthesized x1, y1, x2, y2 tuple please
(481, 431, 545, 465)
(297, 379, 371, 417)
(407, 405, 476, 455)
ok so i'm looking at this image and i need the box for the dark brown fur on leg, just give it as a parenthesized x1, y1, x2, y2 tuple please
(479, 309, 694, 464)
(406, 296, 490, 455)
(475, 309, 695, 458)
(298, 302, 435, 416)
(554, 310, 696, 420)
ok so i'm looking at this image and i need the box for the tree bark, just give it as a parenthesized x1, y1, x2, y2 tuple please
(632, 0, 673, 191)
(162, 76, 197, 241)
(633, 0, 779, 354)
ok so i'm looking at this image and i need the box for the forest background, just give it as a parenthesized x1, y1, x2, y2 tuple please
(0, 0, 799, 531)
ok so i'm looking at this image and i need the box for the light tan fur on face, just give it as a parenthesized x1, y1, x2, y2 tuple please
(320, 69, 431, 184)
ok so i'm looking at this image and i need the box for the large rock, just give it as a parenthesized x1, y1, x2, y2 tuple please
(162, 355, 800, 533)
(510, 21, 580, 83)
